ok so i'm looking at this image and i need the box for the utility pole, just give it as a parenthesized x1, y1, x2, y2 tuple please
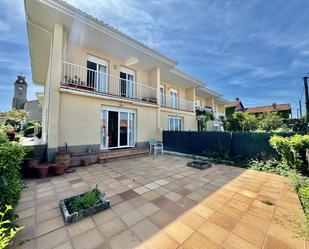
(299, 100, 303, 118)
(297, 107, 299, 119)
(303, 76, 309, 133)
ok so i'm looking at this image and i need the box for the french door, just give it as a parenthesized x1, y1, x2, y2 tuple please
(120, 66, 135, 98)
(87, 55, 108, 92)
(100, 107, 135, 150)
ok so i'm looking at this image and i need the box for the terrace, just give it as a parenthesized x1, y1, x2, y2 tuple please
(14, 155, 306, 249)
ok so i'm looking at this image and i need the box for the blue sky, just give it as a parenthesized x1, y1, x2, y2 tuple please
(0, 0, 309, 117)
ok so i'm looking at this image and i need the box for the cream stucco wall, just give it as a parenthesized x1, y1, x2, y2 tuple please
(160, 109, 197, 132)
(65, 41, 151, 87)
(58, 92, 157, 147)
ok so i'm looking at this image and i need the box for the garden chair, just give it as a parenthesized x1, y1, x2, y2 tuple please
(149, 139, 163, 156)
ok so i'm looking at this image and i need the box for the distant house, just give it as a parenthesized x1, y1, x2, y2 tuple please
(225, 98, 291, 119)
(225, 98, 245, 118)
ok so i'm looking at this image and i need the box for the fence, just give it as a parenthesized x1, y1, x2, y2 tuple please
(163, 131, 293, 159)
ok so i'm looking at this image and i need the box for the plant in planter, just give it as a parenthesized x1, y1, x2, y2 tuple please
(55, 148, 71, 170)
(50, 163, 66, 176)
(59, 187, 109, 225)
(6, 129, 15, 141)
(187, 160, 212, 170)
(22, 146, 39, 177)
(81, 158, 90, 167)
(34, 163, 50, 178)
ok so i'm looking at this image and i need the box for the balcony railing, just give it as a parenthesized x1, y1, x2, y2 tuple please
(160, 94, 194, 112)
(61, 61, 157, 104)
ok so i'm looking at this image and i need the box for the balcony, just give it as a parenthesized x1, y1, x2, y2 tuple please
(60, 61, 157, 104)
(160, 94, 194, 112)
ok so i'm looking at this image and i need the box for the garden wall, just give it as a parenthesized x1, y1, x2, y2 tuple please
(163, 131, 293, 159)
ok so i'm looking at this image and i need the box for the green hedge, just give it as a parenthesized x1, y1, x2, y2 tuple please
(0, 142, 25, 207)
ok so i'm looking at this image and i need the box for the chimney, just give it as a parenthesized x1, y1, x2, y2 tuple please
(236, 97, 240, 101)
(272, 103, 277, 110)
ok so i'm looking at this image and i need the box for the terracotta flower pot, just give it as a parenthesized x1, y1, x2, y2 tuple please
(55, 151, 71, 169)
(22, 157, 40, 177)
(34, 164, 50, 178)
(50, 163, 66, 176)
(6, 130, 15, 141)
(82, 158, 90, 167)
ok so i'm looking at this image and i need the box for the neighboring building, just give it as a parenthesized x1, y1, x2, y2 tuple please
(12, 75, 27, 110)
(225, 98, 291, 119)
(195, 87, 229, 131)
(24, 100, 42, 122)
(25, 0, 227, 160)
(11, 75, 42, 122)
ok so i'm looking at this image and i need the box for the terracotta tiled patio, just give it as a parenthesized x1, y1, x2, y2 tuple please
(14, 155, 307, 249)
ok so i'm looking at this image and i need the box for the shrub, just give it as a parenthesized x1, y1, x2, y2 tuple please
(0, 142, 25, 207)
(0, 205, 23, 249)
(249, 158, 291, 176)
(269, 134, 309, 172)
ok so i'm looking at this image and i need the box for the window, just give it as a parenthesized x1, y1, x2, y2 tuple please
(87, 55, 108, 92)
(170, 89, 178, 109)
(168, 116, 183, 131)
(120, 66, 135, 98)
(160, 85, 165, 106)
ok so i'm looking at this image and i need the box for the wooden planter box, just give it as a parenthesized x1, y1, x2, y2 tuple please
(59, 189, 110, 225)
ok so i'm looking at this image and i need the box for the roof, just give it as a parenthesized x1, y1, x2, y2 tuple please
(225, 99, 244, 109)
(245, 103, 291, 114)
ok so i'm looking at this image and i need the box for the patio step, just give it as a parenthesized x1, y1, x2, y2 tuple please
(99, 147, 149, 160)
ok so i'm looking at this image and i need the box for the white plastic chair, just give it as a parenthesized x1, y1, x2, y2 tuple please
(149, 139, 163, 156)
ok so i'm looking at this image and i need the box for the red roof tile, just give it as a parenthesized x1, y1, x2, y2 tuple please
(245, 103, 291, 114)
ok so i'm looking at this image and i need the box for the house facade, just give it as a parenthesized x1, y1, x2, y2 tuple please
(25, 0, 227, 160)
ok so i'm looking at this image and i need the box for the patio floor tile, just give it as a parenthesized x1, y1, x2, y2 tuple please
(109, 229, 141, 249)
(98, 217, 128, 238)
(179, 232, 219, 249)
(36, 227, 69, 249)
(120, 209, 145, 226)
(36, 216, 64, 236)
(67, 217, 95, 237)
(164, 220, 194, 244)
(197, 221, 230, 246)
(144, 231, 179, 249)
(131, 219, 160, 241)
(149, 210, 174, 228)
(138, 202, 160, 216)
(72, 228, 105, 249)
(222, 234, 259, 249)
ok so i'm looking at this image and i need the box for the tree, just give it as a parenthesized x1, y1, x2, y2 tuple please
(196, 112, 215, 131)
(258, 111, 283, 131)
(2, 109, 28, 132)
(226, 112, 258, 131)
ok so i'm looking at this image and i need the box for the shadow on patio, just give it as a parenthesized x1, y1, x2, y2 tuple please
(13, 155, 306, 249)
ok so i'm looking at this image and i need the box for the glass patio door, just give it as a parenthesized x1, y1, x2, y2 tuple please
(100, 107, 135, 150)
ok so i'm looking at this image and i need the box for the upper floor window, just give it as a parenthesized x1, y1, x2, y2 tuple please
(120, 66, 135, 98)
(160, 85, 165, 106)
(170, 88, 178, 109)
(87, 55, 108, 92)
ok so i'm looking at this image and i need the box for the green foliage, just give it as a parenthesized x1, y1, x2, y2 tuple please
(196, 112, 215, 130)
(203, 143, 231, 162)
(270, 134, 309, 171)
(226, 112, 258, 131)
(258, 111, 284, 131)
(249, 158, 291, 176)
(67, 189, 100, 213)
(3, 109, 28, 132)
(23, 146, 35, 158)
(0, 205, 23, 249)
(0, 142, 25, 207)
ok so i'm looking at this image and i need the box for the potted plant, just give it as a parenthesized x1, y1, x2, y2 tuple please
(50, 163, 66, 176)
(55, 151, 71, 169)
(34, 163, 50, 178)
(6, 129, 15, 141)
(22, 146, 40, 177)
(81, 158, 90, 167)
